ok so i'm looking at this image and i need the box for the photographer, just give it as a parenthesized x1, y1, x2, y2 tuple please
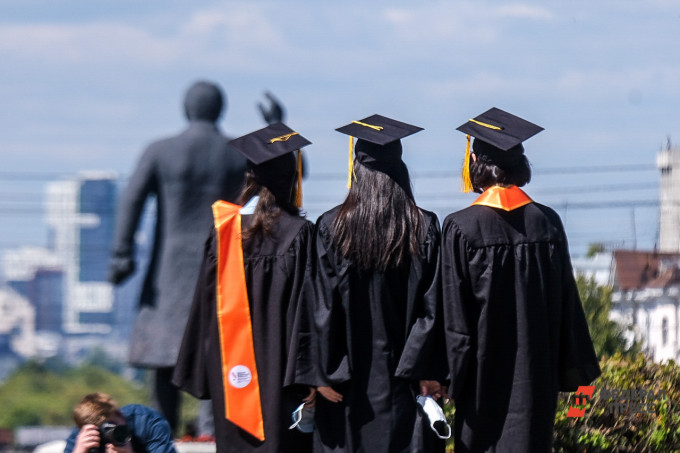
(64, 393, 176, 453)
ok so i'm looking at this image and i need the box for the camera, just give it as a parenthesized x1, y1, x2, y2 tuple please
(88, 422, 131, 453)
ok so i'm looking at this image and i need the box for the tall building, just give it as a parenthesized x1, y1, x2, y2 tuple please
(657, 142, 680, 252)
(46, 172, 117, 334)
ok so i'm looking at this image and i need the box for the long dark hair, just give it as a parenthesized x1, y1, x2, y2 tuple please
(470, 152, 532, 193)
(238, 166, 299, 240)
(331, 162, 424, 271)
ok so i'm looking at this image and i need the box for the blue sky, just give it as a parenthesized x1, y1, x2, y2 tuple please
(1, 1, 679, 256)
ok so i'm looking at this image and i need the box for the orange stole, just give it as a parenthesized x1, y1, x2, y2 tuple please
(471, 185, 533, 211)
(212, 200, 265, 441)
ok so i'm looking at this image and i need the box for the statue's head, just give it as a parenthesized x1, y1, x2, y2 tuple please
(184, 81, 225, 122)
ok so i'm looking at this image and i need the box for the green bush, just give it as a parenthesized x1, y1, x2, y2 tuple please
(554, 354, 680, 452)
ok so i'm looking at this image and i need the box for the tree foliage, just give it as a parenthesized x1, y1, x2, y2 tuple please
(0, 359, 148, 429)
(576, 274, 639, 358)
(0, 357, 200, 436)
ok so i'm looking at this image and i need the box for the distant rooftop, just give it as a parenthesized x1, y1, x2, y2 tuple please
(612, 249, 680, 291)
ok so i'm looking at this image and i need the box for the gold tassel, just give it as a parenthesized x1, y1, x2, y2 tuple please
(461, 134, 473, 193)
(347, 136, 355, 189)
(296, 149, 303, 208)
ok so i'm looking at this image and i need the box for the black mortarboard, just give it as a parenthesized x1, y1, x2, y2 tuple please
(456, 108, 543, 192)
(228, 122, 311, 207)
(336, 114, 423, 146)
(229, 122, 311, 165)
(456, 107, 543, 152)
(335, 114, 423, 189)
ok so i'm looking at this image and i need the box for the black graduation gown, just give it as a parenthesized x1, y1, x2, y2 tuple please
(302, 207, 447, 453)
(172, 212, 315, 453)
(441, 200, 601, 453)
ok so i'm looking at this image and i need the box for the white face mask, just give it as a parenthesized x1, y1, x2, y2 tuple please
(416, 395, 451, 440)
(289, 402, 315, 433)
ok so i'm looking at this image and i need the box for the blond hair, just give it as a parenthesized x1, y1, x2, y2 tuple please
(73, 393, 121, 428)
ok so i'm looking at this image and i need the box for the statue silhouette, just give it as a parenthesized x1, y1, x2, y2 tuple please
(109, 81, 283, 433)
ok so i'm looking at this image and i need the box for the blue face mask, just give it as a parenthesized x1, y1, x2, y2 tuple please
(289, 402, 315, 433)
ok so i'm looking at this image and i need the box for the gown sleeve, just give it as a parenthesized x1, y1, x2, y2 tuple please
(171, 230, 217, 399)
(557, 229, 602, 391)
(395, 216, 448, 382)
(283, 221, 317, 388)
(441, 217, 477, 399)
(108, 146, 158, 284)
(306, 220, 352, 386)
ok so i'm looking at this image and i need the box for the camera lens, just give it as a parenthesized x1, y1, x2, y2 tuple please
(111, 425, 130, 445)
(100, 422, 131, 446)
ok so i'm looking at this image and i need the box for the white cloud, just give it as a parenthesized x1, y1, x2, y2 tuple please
(495, 4, 554, 20)
(383, 8, 414, 25)
(0, 22, 181, 66)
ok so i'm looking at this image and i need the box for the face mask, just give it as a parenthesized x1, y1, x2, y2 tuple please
(416, 395, 451, 440)
(289, 402, 315, 433)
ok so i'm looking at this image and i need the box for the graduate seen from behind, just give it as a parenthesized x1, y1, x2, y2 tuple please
(172, 122, 316, 453)
(301, 115, 448, 453)
(442, 108, 601, 452)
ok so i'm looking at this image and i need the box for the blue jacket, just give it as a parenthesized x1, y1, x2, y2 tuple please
(64, 404, 176, 453)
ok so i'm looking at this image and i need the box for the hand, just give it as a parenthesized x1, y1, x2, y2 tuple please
(107, 443, 133, 453)
(302, 387, 317, 407)
(317, 386, 343, 403)
(257, 92, 285, 125)
(441, 385, 451, 403)
(419, 380, 443, 399)
(73, 425, 101, 453)
(108, 255, 135, 285)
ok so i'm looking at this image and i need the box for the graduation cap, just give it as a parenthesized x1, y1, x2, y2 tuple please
(336, 114, 423, 188)
(229, 122, 311, 207)
(456, 108, 543, 192)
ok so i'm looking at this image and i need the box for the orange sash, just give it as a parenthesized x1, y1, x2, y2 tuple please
(471, 185, 533, 211)
(212, 200, 265, 441)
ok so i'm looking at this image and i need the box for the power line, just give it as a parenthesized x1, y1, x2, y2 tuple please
(0, 163, 659, 182)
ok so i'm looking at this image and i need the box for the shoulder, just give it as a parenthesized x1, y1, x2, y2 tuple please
(315, 206, 342, 241)
(141, 134, 180, 155)
(121, 405, 173, 444)
(121, 404, 164, 421)
(317, 206, 341, 227)
(530, 202, 564, 227)
(419, 208, 440, 230)
(443, 204, 483, 232)
(416, 207, 441, 242)
(279, 212, 315, 237)
(269, 212, 315, 254)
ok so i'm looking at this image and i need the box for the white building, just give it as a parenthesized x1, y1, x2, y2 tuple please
(610, 250, 680, 361)
(609, 143, 680, 362)
(0, 287, 36, 357)
(45, 172, 117, 334)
